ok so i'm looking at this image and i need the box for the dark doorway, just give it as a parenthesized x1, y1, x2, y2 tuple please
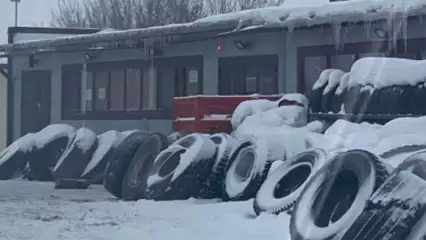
(218, 55, 278, 95)
(21, 70, 51, 136)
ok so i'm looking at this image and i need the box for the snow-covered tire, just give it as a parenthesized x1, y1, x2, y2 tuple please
(393, 150, 426, 181)
(290, 150, 390, 240)
(144, 133, 216, 200)
(309, 86, 325, 113)
(379, 145, 426, 160)
(331, 92, 344, 113)
(81, 130, 124, 183)
(103, 131, 148, 198)
(54, 178, 90, 190)
(341, 170, 426, 240)
(121, 132, 168, 201)
(196, 133, 236, 199)
(222, 138, 273, 201)
(52, 128, 98, 180)
(343, 85, 362, 114)
(25, 124, 75, 181)
(354, 85, 373, 115)
(0, 134, 35, 180)
(321, 86, 338, 114)
(167, 131, 185, 145)
(253, 148, 327, 216)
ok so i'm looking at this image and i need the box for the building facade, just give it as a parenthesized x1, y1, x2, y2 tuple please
(2, 2, 426, 144)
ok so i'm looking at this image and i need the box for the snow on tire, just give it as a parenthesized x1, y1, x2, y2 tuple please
(223, 137, 273, 201)
(52, 128, 98, 180)
(393, 150, 426, 181)
(0, 133, 36, 180)
(290, 150, 390, 240)
(341, 170, 426, 240)
(121, 132, 168, 201)
(25, 124, 75, 181)
(253, 148, 327, 216)
(198, 133, 237, 199)
(80, 130, 124, 183)
(144, 133, 216, 201)
(103, 131, 148, 198)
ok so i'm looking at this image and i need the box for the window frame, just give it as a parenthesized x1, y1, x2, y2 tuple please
(62, 60, 170, 120)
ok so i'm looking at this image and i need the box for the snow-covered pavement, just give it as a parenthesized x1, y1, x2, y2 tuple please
(0, 180, 290, 240)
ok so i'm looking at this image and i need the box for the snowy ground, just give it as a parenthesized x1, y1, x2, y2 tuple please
(0, 180, 290, 240)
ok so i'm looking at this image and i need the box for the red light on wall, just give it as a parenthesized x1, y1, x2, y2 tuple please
(216, 44, 222, 52)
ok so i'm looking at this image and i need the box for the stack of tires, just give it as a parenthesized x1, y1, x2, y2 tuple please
(309, 68, 426, 115)
(271, 147, 426, 240)
(0, 124, 153, 187)
(104, 133, 276, 202)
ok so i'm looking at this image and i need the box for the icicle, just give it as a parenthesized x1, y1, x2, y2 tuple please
(365, 20, 372, 39)
(401, 15, 408, 55)
(386, 12, 395, 52)
(333, 23, 342, 51)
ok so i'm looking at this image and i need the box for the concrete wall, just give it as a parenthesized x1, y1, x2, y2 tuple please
(0, 71, 7, 150)
(10, 31, 287, 140)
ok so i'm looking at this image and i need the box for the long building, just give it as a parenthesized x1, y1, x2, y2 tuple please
(0, 0, 425, 143)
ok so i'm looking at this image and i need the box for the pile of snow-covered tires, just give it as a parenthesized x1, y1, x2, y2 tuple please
(310, 57, 426, 115)
(0, 124, 143, 184)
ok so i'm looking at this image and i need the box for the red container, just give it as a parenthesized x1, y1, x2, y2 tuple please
(173, 95, 282, 134)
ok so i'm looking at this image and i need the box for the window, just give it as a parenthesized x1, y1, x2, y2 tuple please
(304, 56, 327, 95)
(126, 68, 141, 110)
(110, 70, 125, 110)
(218, 55, 278, 95)
(358, 52, 385, 59)
(330, 54, 356, 72)
(61, 56, 202, 120)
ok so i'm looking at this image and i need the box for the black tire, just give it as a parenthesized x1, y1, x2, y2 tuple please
(52, 128, 98, 180)
(408, 84, 425, 115)
(199, 133, 237, 199)
(321, 85, 339, 114)
(54, 178, 90, 190)
(0, 133, 35, 180)
(290, 150, 390, 240)
(121, 132, 168, 201)
(222, 138, 273, 201)
(309, 85, 326, 113)
(168, 131, 185, 145)
(26, 124, 75, 181)
(144, 133, 216, 201)
(341, 169, 426, 240)
(354, 85, 373, 115)
(393, 150, 426, 181)
(367, 89, 380, 114)
(81, 130, 123, 183)
(379, 145, 426, 160)
(377, 86, 400, 115)
(343, 85, 362, 114)
(253, 148, 327, 216)
(103, 131, 148, 198)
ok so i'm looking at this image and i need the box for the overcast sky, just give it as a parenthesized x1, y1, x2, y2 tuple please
(0, 0, 57, 44)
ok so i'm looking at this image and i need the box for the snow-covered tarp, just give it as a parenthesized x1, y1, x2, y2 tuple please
(2, 0, 426, 52)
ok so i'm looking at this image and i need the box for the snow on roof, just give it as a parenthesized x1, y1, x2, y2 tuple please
(1, 0, 425, 53)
